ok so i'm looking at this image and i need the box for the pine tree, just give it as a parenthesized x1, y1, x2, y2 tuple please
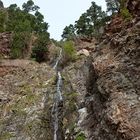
(105, 0, 120, 14)
(1, 0, 50, 60)
(0, 9, 7, 32)
(86, 2, 107, 36)
(22, 0, 39, 13)
(75, 13, 91, 37)
(62, 24, 76, 40)
(75, 2, 107, 38)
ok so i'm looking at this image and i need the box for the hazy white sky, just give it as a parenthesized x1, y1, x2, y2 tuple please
(3, 0, 106, 40)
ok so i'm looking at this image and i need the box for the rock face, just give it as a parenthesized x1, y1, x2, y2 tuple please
(0, 1, 140, 139)
(0, 32, 12, 58)
(0, 60, 56, 140)
(127, 0, 140, 17)
(60, 7, 140, 140)
(84, 17, 140, 140)
(62, 56, 91, 139)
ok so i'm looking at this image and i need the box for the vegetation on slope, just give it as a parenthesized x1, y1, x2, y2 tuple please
(62, 2, 107, 41)
(0, 0, 132, 62)
(61, 0, 132, 41)
(0, 0, 50, 62)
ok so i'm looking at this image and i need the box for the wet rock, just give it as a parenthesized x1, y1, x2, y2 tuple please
(61, 55, 93, 139)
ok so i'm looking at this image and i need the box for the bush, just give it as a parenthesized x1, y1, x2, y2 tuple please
(76, 133, 85, 140)
(31, 45, 48, 62)
(121, 8, 132, 20)
(62, 41, 76, 64)
(0, 10, 7, 32)
(31, 33, 49, 62)
(11, 32, 31, 58)
(2, 0, 50, 60)
(120, 0, 132, 20)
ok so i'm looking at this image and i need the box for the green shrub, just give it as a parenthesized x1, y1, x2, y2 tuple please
(11, 32, 31, 58)
(31, 33, 49, 62)
(62, 41, 76, 64)
(0, 10, 7, 32)
(121, 8, 132, 20)
(0, 132, 14, 140)
(31, 45, 48, 62)
(76, 133, 86, 140)
(120, 0, 132, 20)
(2, 0, 50, 60)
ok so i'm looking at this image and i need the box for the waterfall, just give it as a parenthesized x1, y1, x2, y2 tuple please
(57, 72, 63, 101)
(53, 48, 62, 70)
(52, 48, 63, 140)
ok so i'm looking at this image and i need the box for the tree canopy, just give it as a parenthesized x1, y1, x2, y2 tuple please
(22, 0, 39, 13)
(62, 1, 107, 40)
(0, 0, 50, 61)
(62, 24, 76, 40)
(105, 0, 120, 14)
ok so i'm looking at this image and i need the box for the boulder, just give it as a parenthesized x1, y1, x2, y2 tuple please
(77, 49, 90, 56)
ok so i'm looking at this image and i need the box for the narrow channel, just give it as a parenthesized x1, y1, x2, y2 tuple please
(52, 48, 63, 140)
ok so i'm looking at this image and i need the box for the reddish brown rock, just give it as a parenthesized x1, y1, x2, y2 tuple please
(127, 0, 140, 17)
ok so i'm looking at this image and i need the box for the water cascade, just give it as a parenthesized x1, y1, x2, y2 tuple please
(53, 48, 62, 70)
(52, 48, 64, 140)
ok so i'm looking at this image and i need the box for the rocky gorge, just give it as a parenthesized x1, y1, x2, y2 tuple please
(0, 0, 140, 140)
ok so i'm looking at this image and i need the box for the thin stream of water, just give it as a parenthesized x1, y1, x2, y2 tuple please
(52, 48, 63, 140)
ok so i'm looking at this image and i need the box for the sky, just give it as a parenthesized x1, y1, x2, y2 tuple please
(3, 0, 107, 40)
